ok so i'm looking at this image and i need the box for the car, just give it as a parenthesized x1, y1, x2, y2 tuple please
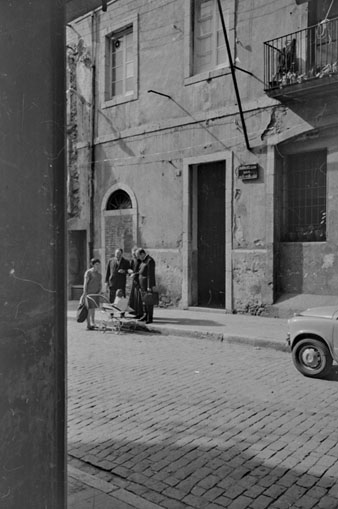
(287, 306, 338, 378)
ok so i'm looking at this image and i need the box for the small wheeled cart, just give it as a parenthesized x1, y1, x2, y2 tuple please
(86, 294, 138, 333)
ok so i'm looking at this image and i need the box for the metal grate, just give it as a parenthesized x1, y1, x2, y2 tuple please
(106, 190, 132, 210)
(285, 150, 327, 242)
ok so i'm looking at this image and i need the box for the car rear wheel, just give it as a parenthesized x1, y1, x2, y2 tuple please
(292, 338, 333, 378)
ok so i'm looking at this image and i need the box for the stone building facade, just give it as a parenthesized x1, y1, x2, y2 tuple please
(67, 0, 338, 311)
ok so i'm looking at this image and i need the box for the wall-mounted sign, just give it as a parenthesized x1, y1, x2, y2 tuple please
(238, 164, 259, 180)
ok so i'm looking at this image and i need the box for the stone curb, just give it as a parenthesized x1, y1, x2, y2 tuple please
(144, 324, 290, 352)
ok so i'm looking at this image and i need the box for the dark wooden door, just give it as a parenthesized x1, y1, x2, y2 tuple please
(197, 161, 225, 307)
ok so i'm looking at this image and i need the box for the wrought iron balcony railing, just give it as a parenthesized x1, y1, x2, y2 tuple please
(264, 17, 338, 94)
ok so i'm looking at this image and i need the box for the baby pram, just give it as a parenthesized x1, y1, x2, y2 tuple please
(86, 294, 137, 333)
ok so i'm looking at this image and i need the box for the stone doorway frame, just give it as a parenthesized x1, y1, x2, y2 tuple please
(182, 151, 233, 311)
(101, 183, 138, 269)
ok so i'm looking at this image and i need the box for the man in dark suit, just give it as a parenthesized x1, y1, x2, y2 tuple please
(105, 248, 130, 302)
(137, 248, 156, 324)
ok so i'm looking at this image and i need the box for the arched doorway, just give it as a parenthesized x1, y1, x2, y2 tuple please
(101, 184, 138, 268)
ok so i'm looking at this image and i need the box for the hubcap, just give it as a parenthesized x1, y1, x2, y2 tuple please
(301, 347, 321, 369)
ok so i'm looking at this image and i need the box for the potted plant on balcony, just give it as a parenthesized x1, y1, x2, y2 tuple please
(314, 211, 326, 241)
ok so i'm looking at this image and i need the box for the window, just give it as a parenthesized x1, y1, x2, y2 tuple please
(307, 0, 338, 72)
(193, 0, 228, 74)
(104, 14, 138, 107)
(108, 27, 134, 98)
(309, 0, 338, 26)
(184, 0, 233, 84)
(284, 150, 327, 242)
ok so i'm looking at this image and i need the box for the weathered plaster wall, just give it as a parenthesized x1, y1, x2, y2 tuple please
(149, 250, 183, 307)
(231, 149, 270, 309)
(94, 119, 275, 306)
(96, 141, 184, 304)
(96, 147, 183, 247)
(279, 244, 338, 294)
(66, 23, 92, 220)
(66, 23, 94, 294)
(277, 129, 338, 295)
(236, 0, 307, 100)
(232, 158, 266, 249)
(233, 250, 269, 312)
(67, 0, 338, 309)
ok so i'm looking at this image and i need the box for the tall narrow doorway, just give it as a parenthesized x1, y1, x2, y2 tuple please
(197, 161, 225, 307)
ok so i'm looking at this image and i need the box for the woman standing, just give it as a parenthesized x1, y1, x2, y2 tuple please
(127, 247, 143, 318)
(82, 258, 102, 330)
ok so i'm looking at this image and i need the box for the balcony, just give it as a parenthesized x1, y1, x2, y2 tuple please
(264, 17, 338, 100)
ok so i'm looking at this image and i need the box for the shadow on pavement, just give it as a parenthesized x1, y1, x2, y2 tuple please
(67, 323, 338, 508)
(318, 364, 338, 382)
(68, 427, 338, 509)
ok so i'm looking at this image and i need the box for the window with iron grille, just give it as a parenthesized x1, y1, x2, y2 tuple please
(284, 150, 327, 242)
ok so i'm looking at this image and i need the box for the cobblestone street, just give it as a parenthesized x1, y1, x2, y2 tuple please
(68, 319, 338, 508)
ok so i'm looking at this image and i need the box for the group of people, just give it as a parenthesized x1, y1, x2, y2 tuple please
(82, 247, 156, 330)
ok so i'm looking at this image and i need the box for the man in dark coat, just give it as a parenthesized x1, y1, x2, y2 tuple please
(136, 248, 156, 324)
(105, 248, 130, 302)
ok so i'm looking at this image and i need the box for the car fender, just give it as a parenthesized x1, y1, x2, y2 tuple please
(288, 316, 334, 354)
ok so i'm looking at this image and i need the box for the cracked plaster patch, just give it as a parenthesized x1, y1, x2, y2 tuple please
(261, 106, 287, 141)
(322, 254, 334, 269)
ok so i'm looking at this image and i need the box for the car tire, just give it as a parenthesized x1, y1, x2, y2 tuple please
(292, 338, 333, 378)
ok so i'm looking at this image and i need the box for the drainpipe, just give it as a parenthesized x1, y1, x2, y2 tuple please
(89, 11, 97, 259)
(216, 0, 251, 151)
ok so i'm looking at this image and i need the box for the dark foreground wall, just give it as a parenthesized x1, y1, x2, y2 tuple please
(0, 2, 66, 508)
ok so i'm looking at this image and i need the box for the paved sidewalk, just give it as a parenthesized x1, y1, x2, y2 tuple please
(67, 302, 289, 352)
(68, 464, 163, 508)
(67, 303, 290, 508)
